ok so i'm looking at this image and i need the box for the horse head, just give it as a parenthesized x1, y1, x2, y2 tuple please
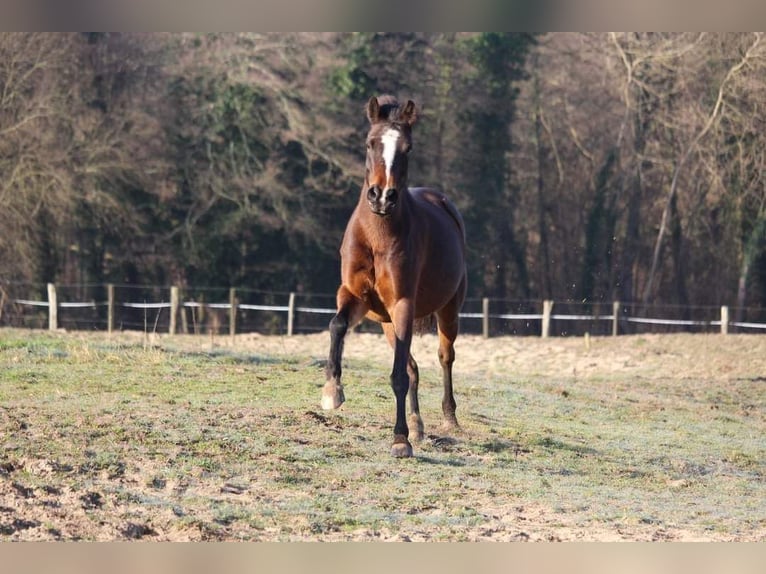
(363, 95, 418, 216)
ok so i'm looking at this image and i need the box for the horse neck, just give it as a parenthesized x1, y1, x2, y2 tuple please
(356, 185, 411, 238)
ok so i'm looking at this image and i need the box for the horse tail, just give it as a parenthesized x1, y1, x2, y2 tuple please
(413, 314, 435, 335)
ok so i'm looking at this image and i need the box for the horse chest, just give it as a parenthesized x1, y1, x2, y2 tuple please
(373, 258, 405, 308)
(345, 245, 412, 319)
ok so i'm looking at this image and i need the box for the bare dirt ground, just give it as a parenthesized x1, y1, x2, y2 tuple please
(1, 329, 765, 541)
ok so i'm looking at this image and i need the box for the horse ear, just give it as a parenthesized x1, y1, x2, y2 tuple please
(366, 96, 381, 124)
(400, 99, 418, 126)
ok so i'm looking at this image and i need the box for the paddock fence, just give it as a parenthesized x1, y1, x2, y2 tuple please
(2, 282, 766, 338)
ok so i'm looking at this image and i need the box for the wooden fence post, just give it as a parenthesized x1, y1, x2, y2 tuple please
(541, 300, 553, 338)
(180, 293, 189, 334)
(47, 283, 57, 331)
(720, 305, 729, 335)
(612, 301, 620, 337)
(287, 292, 296, 336)
(482, 297, 490, 339)
(107, 284, 115, 334)
(169, 286, 179, 335)
(229, 288, 237, 342)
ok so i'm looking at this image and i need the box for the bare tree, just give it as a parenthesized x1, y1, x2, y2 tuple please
(641, 33, 763, 304)
(0, 33, 80, 284)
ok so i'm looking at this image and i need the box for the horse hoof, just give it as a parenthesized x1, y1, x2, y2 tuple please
(441, 417, 460, 433)
(408, 414, 425, 442)
(321, 382, 345, 410)
(391, 440, 413, 458)
(408, 430, 425, 443)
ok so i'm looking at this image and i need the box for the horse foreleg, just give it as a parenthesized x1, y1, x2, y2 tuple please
(390, 298, 415, 457)
(382, 323, 424, 442)
(323, 286, 367, 410)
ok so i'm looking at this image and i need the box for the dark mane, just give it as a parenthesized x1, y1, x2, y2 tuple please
(375, 94, 401, 122)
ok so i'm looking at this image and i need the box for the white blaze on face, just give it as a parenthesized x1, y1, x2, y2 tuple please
(381, 128, 400, 181)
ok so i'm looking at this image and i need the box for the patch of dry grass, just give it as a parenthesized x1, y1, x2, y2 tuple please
(0, 328, 764, 541)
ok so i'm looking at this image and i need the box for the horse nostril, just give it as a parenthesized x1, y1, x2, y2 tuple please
(367, 186, 380, 202)
(385, 188, 397, 203)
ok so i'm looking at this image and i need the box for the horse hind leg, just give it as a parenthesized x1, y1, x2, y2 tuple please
(323, 286, 368, 410)
(436, 289, 464, 431)
(382, 322, 424, 442)
(437, 324, 459, 430)
(406, 355, 424, 441)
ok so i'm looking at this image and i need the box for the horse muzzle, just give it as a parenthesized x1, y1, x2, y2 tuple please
(367, 186, 398, 216)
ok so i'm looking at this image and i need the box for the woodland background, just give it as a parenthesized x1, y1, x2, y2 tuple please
(3, 32, 766, 322)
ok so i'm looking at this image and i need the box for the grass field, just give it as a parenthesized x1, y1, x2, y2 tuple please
(0, 327, 764, 541)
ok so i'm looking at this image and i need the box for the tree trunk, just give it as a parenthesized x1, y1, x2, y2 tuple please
(580, 150, 616, 304)
(735, 216, 766, 322)
(532, 69, 553, 300)
(670, 192, 691, 324)
(617, 171, 642, 333)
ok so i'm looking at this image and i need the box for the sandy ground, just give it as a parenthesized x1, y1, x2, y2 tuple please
(170, 329, 766, 383)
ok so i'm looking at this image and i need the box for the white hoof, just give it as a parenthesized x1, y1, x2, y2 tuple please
(321, 382, 345, 410)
